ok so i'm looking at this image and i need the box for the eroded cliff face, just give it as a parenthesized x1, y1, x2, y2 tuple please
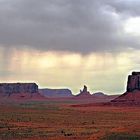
(0, 83, 38, 96)
(111, 72, 140, 103)
(127, 72, 140, 92)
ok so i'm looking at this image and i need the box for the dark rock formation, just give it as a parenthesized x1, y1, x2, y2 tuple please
(127, 72, 140, 92)
(76, 85, 91, 98)
(39, 88, 73, 98)
(111, 72, 140, 103)
(83, 85, 88, 93)
(0, 83, 38, 96)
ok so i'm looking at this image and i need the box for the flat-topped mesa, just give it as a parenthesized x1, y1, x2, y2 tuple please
(0, 83, 38, 96)
(127, 72, 140, 92)
(39, 88, 73, 98)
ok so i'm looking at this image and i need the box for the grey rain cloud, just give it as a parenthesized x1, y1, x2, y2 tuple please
(0, 0, 140, 53)
(107, 0, 140, 17)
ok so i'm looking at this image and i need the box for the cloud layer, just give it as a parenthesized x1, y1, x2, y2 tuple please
(0, 0, 140, 53)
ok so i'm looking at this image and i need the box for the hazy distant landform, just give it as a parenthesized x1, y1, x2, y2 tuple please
(0, 71, 140, 104)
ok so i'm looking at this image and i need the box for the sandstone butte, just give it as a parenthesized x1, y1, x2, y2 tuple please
(0, 83, 45, 100)
(112, 72, 140, 103)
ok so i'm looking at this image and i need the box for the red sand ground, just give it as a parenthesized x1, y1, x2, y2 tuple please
(113, 90, 140, 102)
(0, 98, 140, 140)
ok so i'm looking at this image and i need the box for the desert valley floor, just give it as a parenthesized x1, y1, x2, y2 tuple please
(0, 99, 140, 140)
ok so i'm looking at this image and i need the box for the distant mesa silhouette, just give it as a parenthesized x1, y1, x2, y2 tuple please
(0, 83, 45, 100)
(39, 88, 73, 98)
(112, 72, 140, 103)
(0, 83, 38, 95)
(93, 92, 106, 97)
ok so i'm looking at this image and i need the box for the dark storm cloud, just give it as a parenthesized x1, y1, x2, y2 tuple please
(107, 0, 140, 17)
(0, 0, 139, 53)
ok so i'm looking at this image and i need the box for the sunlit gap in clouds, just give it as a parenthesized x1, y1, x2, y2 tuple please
(124, 17, 140, 36)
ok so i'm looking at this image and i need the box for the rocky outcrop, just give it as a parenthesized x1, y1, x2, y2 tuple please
(39, 88, 73, 98)
(0, 83, 38, 97)
(127, 72, 140, 92)
(111, 72, 140, 103)
(76, 85, 92, 98)
(82, 85, 88, 93)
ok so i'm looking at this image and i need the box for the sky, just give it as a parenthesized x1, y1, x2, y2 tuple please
(0, 0, 140, 95)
